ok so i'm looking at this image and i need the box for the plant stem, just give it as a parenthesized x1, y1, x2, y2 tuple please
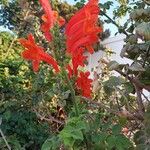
(62, 68, 79, 116)
(0, 128, 11, 150)
(101, 10, 129, 36)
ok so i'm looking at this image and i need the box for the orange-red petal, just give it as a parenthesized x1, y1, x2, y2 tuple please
(32, 60, 40, 72)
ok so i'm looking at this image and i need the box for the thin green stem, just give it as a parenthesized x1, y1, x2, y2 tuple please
(62, 68, 79, 116)
(0, 128, 11, 150)
(101, 10, 129, 36)
(62, 69, 92, 148)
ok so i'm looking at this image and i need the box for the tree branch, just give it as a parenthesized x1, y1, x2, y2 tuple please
(134, 85, 145, 116)
(33, 110, 65, 125)
(0, 128, 11, 150)
(101, 10, 129, 36)
(78, 96, 143, 120)
(101, 59, 150, 92)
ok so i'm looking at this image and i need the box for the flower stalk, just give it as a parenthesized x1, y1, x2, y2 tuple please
(0, 128, 11, 150)
(62, 67, 79, 116)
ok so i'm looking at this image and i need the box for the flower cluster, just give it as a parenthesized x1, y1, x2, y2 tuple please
(65, 0, 101, 98)
(19, 0, 101, 98)
(19, 34, 59, 72)
(67, 48, 87, 78)
(65, 0, 102, 55)
(39, 0, 65, 41)
(76, 72, 93, 98)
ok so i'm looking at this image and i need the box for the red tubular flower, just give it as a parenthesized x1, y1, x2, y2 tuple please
(67, 48, 87, 78)
(72, 48, 87, 75)
(66, 64, 73, 79)
(39, 0, 65, 41)
(65, 0, 102, 55)
(76, 71, 93, 98)
(19, 34, 59, 72)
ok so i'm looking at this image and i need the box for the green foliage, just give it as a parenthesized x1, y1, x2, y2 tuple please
(136, 22, 150, 41)
(0, 31, 69, 149)
(0, 110, 49, 149)
(0, 0, 149, 149)
(103, 76, 124, 95)
(104, 1, 150, 149)
(41, 136, 61, 150)
(59, 117, 86, 148)
(134, 105, 150, 150)
(52, 0, 78, 21)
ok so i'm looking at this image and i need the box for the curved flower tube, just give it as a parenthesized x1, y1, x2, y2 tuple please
(19, 34, 59, 72)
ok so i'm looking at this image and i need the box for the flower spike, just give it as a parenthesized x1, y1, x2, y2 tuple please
(65, 0, 102, 55)
(39, 0, 65, 41)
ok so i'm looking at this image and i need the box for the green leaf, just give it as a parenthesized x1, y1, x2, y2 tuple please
(123, 82, 134, 94)
(101, 1, 113, 10)
(8, 136, 22, 150)
(115, 134, 133, 149)
(107, 135, 116, 149)
(3, 110, 11, 121)
(118, 116, 127, 126)
(104, 76, 124, 88)
(59, 117, 86, 147)
(129, 62, 145, 72)
(41, 138, 53, 150)
(92, 132, 107, 143)
(59, 129, 72, 138)
(136, 22, 150, 40)
(108, 61, 120, 71)
(59, 130, 75, 147)
(112, 124, 122, 135)
(76, 120, 87, 130)
(63, 137, 75, 148)
(71, 130, 83, 140)
(41, 136, 60, 150)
